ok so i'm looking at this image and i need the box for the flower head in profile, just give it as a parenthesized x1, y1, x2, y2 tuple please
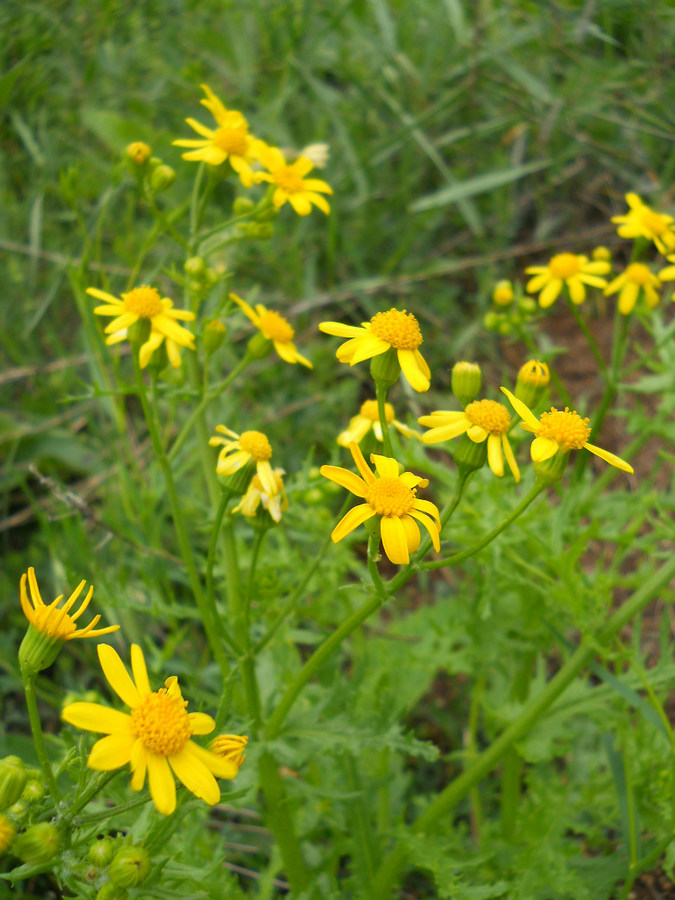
(62, 644, 244, 815)
(419, 399, 520, 482)
(255, 145, 332, 216)
(232, 467, 288, 523)
(210, 735, 248, 771)
(320, 442, 440, 565)
(337, 399, 416, 447)
(210, 426, 277, 496)
(126, 142, 151, 166)
(319, 308, 431, 392)
(501, 387, 633, 474)
(172, 85, 259, 187)
(231, 293, 312, 367)
(611, 193, 675, 256)
(525, 253, 610, 308)
(20, 568, 118, 643)
(87, 285, 195, 369)
(604, 263, 661, 315)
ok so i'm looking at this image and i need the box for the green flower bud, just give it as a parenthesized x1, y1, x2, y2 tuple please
(21, 779, 44, 804)
(0, 757, 28, 809)
(497, 319, 512, 336)
(203, 320, 227, 355)
(8, 800, 29, 824)
(451, 361, 482, 407)
(370, 346, 400, 389)
(0, 814, 15, 855)
(96, 885, 129, 900)
(233, 196, 256, 215)
(483, 311, 500, 331)
(518, 296, 537, 314)
(254, 222, 274, 239)
(149, 164, 176, 193)
(183, 256, 206, 277)
(13, 822, 60, 865)
(108, 844, 150, 888)
(88, 836, 117, 867)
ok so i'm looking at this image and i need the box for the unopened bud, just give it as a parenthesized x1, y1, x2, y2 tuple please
(0, 815, 15, 855)
(21, 779, 44, 804)
(210, 734, 248, 770)
(483, 311, 500, 331)
(149, 164, 176, 193)
(96, 885, 129, 900)
(13, 822, 60, 865)
(515, 359, 550, 409)
(88, 837, 117, 867)
(451, 361, 481, 407)
(592, 245, 611, 262)
(203, 320, 227, 355)
(108, 844, 150, 887)
(125, 142, 151, 166)
(233, 196, 256, 215)
(0, 757, 28, 809)
(184, 256, 206, 277)
(492, 280, 514, 306)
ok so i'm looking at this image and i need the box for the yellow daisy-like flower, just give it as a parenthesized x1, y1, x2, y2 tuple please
(254, 144, 332, 216)
(87, 285, 195, 369)
(62, 644, 243, 816)
(210, 734, 248, 770)
(525, 253, 610, 308)
(319, 308, 431, 393)
(232, 467, 288, 523)
(603, 263, 661, 315)
(337, 399, 417, 447)
(231, 293, 312, 368)
(611, 193, 675, 256)
(20, 567, 119, 642)
(320, 442, 440, 565)
(209, 426, 277, 496)
(501, 387, 633, 473)
(419, 399, 520, 482)
(172, 84, 259, 187)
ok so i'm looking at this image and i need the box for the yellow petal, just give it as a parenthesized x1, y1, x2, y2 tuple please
(62, 702, 133, 735)
(331, 505, 377, 543)
(398, 349, 430, 392)
(188, 713, 216, 736)
(319, 322, 367, 338)
(420, 420, 470, 444)
(466, 424, 488, 443)
(349, 441, 376, 485)
(530, 436, 559, 462)
(539, 279, 563, 308)
(169, 746, 220, 805)
(408, 509, 440, 552)
(584, 442, 634, 474)
(380, 516, 409, 565)
(88, 732, 136, 771)
(97, 644, 140, 709)
(487, 433, 504, 476)
(130, 739, 147, 791)
(501, 434, 520, 483)
(130, 644, 151, 697)
(319, 465, 368, 497)
(400, 515, 421, 553)
(370, 455, 399, 479)
(184, 739, 238, 779)
(500, 387, 540, 430)
(147, 753, 176, 815)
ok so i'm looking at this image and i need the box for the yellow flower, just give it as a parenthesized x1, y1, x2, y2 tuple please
(319, 308, 431, 392)
(611, 193, 675, 255)
(62, 644, 241, 816)
(526, 253, 610, 308)
(500, 387, 633, 473)
(337, 399, 416, 447)
(209, 427, 277, 496)
(419, 399, 520, 482)
(172, 85, 259, 187)
(592, 246, 612, 262)
(232, 468, 288, 523)
(231, 293, 312, 367)
(87, 285, 195, 369)
(320, 442, 440, 565)
(254, 145, 332, 216)
(658, 255, 675, 300)
(492, 280, 514, 306)
(126, 142, 151, 165)
(20, 567, 118, 642)
(603, 263, 661, 315)
(210, 735, 248, 771)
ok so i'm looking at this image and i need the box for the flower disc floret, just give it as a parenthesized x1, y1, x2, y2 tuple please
(238, 430, 272, 461)
(465, 399, 511, 435)
(537, 408, 590, 450)
(259, 310, 295, 343)
(131, 686, 191, 756)
(365, 477, 415, 517)
(548, 253, 581, 279)
(369, 309, 423, 350)
(123, 286, 164, 318)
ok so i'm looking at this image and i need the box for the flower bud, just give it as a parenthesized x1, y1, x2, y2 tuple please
(108, 844, 150, 887)
(210, 734, 248, 770)
(518, 296, 537, 314)
(13, 822, 60, 864)
(183, 256, 206, 277)
(0, 814, 15, 855)
(21, 779, 44, 804)
(149, 164, 176, 193)
(592, 245, 611, 262)
(515, 359, 550, 409)
(492, 280, 514, 306)
(96, 885, 129, 900)
(483, 311, 500, 331)
(253, 222, 274, 239)
(88, 836, 117, 867)
(203, 320, 227, 355)
(125, 142, 151, 166)
(233, 196, 256, 215)
(0, 757, 28, 809)
(8, 800, 29, 824)
(370, 346, 401, 389)
(451, 361, 482, 407)
(246, 331, 273, 361)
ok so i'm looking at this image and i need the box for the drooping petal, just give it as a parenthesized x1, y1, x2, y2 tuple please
(347, 336, 390, 365)
(413, 349, 431, 380)
(188, 713, 216, 736)
(584, 442, 634, 473)
(152, 315, 195, 347)
(130, 739, 147, 791)
(501, 434, 520, 483)
(567, 278, 586, 305)
(466, 424, 488, 443)
(104, 313, 138, 334)
(398, 349, 430, 392)
(399, 515, 421, 553)
(380, 516, 410, 565)
(500, 387, 540, 430)
(526, 273, 550, 293)
(530, 436, 559, 462)
(88, 732, 136, 771)
(302, 178, 333, 194)
(169, 747, 220, 805)
(407, 509, 440, 552)
(618, 282, 639, 315)
(130, 644, 151, 697)
(338, 416, 372, 447)
(62, 702, 133, 735)
(256, 460, 277, 497)
(319, 465, 368, 497)
(147, 753, 176, 815)
(304, 191, 331, 214)
(411, 497, 441, 525)
(183, 739, 239, 779)
(331, 505, 377, 543)
(288, 194, 313, 216)
(539, 279, 563, 308)
(97, 644, 140, 709)
(486, 433, 504, 476)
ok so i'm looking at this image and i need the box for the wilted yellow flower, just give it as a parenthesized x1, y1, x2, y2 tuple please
(62, 644, 239, 816)
(210, 735, 248, 771)
(419, 399, 519, 482)
(492, 280, 514, 306)
(611, 193, 675, 255)
(320, 442, 440, 565)
(603, 263, 661, 315)
(319, 308, 430, 392)
(526, 253, 610, 308)
(173, 85, 259, 187)
(501, 387, 633, 473)
(126, 142, 151, 165)
(210, 427, 277, 496)
(337, 399, 416, 447)
(20, 568, 118, 643)
(232, 468, 288, 523)
(255, 145, 332, 216)
(87, 285, 195, 369)
(231, 293, 312, 367)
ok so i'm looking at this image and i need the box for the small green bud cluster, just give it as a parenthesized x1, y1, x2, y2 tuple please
(483, 280, 538, 335)
(182, 256, 223, 301)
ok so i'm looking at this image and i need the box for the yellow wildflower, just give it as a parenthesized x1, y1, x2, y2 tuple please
(255, 145, 332, 216)
(231, 293, 312, 367)
(320, 442, 440, 565)
(87, 285, 195, 369)
(210, 735, 248, 771)
(337, 399, 416, 447)
(492, 280, 514, 306)
(62, 644, 242, 816)
(209, 427, 277, 496)
(604, 263, 661, 315)
(319, 308, 431, 392)
(232, 468, 288, 523)
(419, 399, 519, 482)
(126, 142, 151, 166)
(172, 85, 259, 187)
(20, 568, 118, 643)
(526, 253, 610, 308)
(611, 193, 675, 255)
(501, 387, 633, 473)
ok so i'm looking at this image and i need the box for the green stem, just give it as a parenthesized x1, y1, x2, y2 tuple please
(258, 751, 310, 892)
(22, 673, 61, 803)
(371, 552, 675, 898)
(367, 532, 387, 599)
(205, 491, 241, 658)
(245, 527, 267, 635)
(63, 771, 118, 823)
(567, 300, 608, 375)
(375, 383, 393, 457)
(515, 324, 573, 408)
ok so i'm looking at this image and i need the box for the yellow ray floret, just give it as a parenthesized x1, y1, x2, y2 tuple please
(525, 253, 610, 308)
(254, 144, 332, 216)
(62, 644, 246, 815)
(209, 426, 278, 496)
(337, 399, 417, 447)
(320, 442, 440, 565)
(231, 292, 312, 367)
(20, 568, 119, 641)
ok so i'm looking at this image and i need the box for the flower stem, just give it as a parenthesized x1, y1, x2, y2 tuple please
(22, 672, 61, 803)
(567, 300, 608, 375)
(206, 491, 242, 657)
(258, 751, 310, 892)
(376, 383, 393, 457)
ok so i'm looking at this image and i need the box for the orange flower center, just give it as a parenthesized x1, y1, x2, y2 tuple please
(360, 400, 394, 423)
(365, 477, 416, 517)
(464, 399, 511, 435)
(274, 165, 305, 195)
(213, 115, 249, 157)
(548, 253, 581, 280)
(518, 360, 550, 386)
(259, 309, 294, 343)
(369, 309, 423, 350)
(623, 263, 651, 285)
(123, 286, 163, 318)
(239, 430, 272, 461)
(637, 207, 668, 235)
(537, 408, 591, 450)
(131, 686, 191, 756)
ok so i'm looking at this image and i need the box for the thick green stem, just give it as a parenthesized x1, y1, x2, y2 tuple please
(22, 673, 61, 803)
(371, 552, 675, 898)
(205, 491, 241, 658)
(375, 383, 393, 457)
(258, 751, 310, 892)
